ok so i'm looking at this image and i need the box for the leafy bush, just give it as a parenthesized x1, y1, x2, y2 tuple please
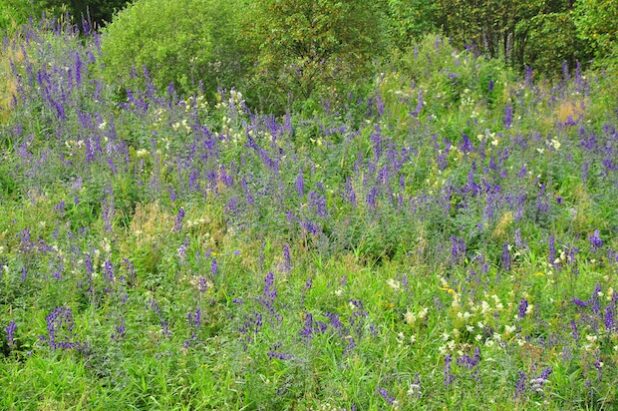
(384, 0, 440, 49)
(244, 0, 387, 111)
(100, 0, 248, 97)
(0, 0, 42, 32)
(573, 0, 618, 63)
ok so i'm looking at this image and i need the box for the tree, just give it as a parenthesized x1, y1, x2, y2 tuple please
(384, 0, 440, 49)
(41, 0, 132, 27)
(517, 12, 583, 75)
(573, 0, 618, 61)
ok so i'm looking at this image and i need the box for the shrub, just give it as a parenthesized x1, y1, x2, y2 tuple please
(244, 0, 387, 112)
(384, 0, 440, 49)
(573, 0, 618, 63)
(0, 0, 43, 32)
(100, 0, 248, 97)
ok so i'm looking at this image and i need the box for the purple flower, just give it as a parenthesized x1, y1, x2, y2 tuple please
(589, 230, 603, 251)
(604, 306, 615, 332)
(515, 371, 527, 398)
(260, 272, 279, 320)
(518, 299, 528, 319)
(239, 312, 263, 346)
(411, 89, 423, 117)
(514, 229, 525, 248)
(104, 260, 114, 283)
(187, 308, 202, 328)
(530, 367, 552, 393)
(299, 312, 327, 342)
(444, 354, 454, 386)
(501, 243, 511, 271)
(488, 79, 495, 93)
(458, 347, 481, 369)
(504, 104, 513, 129)
(366, 186, 378, 208)
(344, 178, 356, 206)
(198, 276, 208, 293)
(211, 259, 218, 275)
(174, 208, 185, 232)
(113, 318, 126, 340)
(460, 133, 473, 153)
(295, 170, 304, 197)
(548, 235, 557, 267)
(282, 244, 291, 272)
(5, 321, 16, 346)
(46, 307, 77, 350)
(378, 388, 395, 405)
(325, 312, 343, 331)
(591, 284, 602, 314)
(450, 236, 466, 263)
(309, 191, 327, 217)
(268, 345, 293, 361)
(343, 336, 356, 354)
(375, 94, 385, 116)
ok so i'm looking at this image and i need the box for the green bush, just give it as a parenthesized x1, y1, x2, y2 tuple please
(0, 0, 43, 32)
(244, 0, 387, 112)
(100, 0, 248, 97)
(384, 0, 440, 49)
(573, 0, 618, 64)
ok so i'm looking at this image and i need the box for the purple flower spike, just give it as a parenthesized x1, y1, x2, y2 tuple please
(504, 104, 513, 129)
(444, 354, 454, 386)
(501, 243, 511, 271)
(282, 244, 291, 272)
(295, 170, 304, 197)
(589, 230, 603, 251)
(378, 388, 396, 405)
(5, 321, 16, 346)
(604, 306, 615, 332)
(515, 371, 527, 398)
(518, 299, 528, 319)
(46, 307, 77, 350)
(173, 208, 186, 232)
(548, 235, 557, 267)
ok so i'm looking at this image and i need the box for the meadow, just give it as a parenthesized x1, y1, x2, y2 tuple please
(0, 10, 617, 411)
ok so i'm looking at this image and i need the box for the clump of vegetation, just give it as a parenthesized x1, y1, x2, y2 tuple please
(100, 0, 248, 97)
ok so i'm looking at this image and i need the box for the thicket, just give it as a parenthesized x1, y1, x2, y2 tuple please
(100, 0, 249, 97)
(3, 0, 616, 112)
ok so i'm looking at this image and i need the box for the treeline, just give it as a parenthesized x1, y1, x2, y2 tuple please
(2, 0, 616, 111)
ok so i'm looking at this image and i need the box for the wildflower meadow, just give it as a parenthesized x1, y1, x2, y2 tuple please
(1, 2, 617, 410)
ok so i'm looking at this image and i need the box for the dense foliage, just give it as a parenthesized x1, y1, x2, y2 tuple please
(69, 0, 617, 110)
(100, 0, 249, 98)
(243, 0, 386, 109)
(573, 0, 618, 63)
(43, 0, 132, 26)
(0, 0, 39, 32)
